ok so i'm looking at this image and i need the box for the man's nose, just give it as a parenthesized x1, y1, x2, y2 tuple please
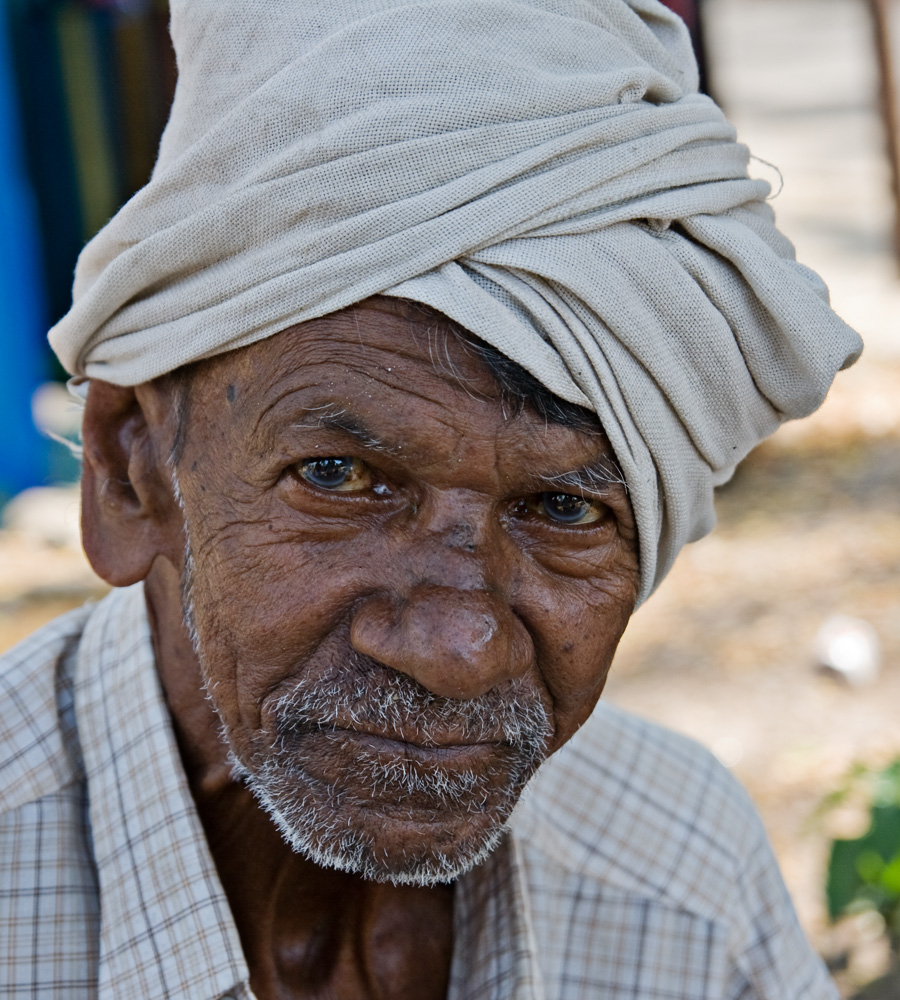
(350, 586, 533, 701)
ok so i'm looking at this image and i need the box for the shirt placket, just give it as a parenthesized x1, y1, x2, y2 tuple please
(449, 832, 545, 1000)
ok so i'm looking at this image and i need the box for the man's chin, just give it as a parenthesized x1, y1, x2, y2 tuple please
(275, 805, 509, 887)
(231, 753, 529, 886)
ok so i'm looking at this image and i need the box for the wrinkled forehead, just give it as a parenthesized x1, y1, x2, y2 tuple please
(150, 298, 625, 504)
(166, 297, 602, 441)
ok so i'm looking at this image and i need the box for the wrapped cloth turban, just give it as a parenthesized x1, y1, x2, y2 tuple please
(48, 0, 862, 603)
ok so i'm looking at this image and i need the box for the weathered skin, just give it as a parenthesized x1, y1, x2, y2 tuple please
(79, 297, 640, 1000)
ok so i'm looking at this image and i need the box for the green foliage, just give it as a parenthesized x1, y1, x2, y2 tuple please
(825, 759, 900, 947)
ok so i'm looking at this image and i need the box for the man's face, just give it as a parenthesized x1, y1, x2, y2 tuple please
(169, 298, 639, 884)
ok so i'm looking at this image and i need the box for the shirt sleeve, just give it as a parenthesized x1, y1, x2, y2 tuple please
(723, 793, 838, 1000)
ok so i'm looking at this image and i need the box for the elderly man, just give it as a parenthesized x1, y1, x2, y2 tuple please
(1, 1, 860, 998)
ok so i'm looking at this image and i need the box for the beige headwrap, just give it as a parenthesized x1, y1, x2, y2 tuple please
(49, 0, 862, 603)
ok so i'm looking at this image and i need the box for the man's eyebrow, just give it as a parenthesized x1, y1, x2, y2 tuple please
(294, 405, 403, 455)
(534, 456, 628, 496)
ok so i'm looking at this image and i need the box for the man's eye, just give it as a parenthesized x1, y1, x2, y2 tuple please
(530, 492, 607, 525)
(298, 457, 373, 492)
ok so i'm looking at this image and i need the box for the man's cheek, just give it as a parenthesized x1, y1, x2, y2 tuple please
(196, 526, 342, 624)
(529, 592, 634, 749)
(186, 530, 362, 716)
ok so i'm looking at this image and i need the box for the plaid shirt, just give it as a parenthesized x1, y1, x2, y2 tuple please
(0, 584, 836, 1000)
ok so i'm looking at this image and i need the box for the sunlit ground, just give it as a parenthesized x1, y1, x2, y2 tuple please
(0, 0, 897, 995)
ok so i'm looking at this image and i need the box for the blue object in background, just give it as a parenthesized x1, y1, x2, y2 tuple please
(0, 5, 50, 500)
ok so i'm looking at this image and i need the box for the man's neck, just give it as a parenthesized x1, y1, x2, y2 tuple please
(197, 780, 454, 1000)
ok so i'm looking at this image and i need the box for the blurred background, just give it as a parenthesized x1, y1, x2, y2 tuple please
(0, 0, 897, 995)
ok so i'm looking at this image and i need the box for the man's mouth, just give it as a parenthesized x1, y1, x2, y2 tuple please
(318, 723, 504, 761)
(260, 649, 554, 774)
(281, 717, 506, 761)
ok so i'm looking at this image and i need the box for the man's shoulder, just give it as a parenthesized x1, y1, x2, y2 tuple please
(0, 602, 96, 814)
(513, 701, 765, 920)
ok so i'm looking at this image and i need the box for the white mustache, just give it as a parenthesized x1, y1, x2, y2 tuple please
(269, 651, 552, 753)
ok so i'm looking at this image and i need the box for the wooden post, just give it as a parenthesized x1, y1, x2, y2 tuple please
(870, 0, 900, 263)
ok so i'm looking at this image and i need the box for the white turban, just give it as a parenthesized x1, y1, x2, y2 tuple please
(49, 0, 862, 603)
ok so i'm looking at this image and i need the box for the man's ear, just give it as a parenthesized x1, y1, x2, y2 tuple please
(81, 379, 183, 587)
